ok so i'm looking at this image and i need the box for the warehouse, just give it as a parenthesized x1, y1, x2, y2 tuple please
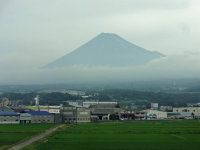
(25, 111, 54, 123)
(0, 110, 20, 124)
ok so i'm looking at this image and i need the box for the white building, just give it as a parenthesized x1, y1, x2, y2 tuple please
(83, 101, 117, 108)
(67, 101, 82, 107)
(40, 106, 60, 114)
(146, 109, 167, 119)
(173, 107, 200, 118)
(159, 106, 173, 112)
(167, 112, 193, 119)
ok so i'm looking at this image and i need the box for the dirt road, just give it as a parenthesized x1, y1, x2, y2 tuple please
(8, 124, 65, 150)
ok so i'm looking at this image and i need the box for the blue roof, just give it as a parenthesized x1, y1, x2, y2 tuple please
(25, 111, 52, 115)
(0, 110, 19, 116)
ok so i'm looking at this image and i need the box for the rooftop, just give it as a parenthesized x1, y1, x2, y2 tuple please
(25, 111, 53, 115)
(0, 110, 19, 116)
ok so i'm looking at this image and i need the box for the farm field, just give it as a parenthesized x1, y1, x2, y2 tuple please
(0, 124, 58, 150)
(22, 120, 200, 150)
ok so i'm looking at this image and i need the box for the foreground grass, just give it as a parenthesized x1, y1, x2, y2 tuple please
(0, 124, 58, 150)
(22, 120, 200, 150)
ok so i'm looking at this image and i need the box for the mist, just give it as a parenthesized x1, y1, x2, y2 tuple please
(0, 54, 200, 85)
(0, 0, 200, 85)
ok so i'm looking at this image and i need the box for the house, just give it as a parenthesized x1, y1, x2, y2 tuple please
(0, 110, 20, 124)
(25, 111, 54, 123)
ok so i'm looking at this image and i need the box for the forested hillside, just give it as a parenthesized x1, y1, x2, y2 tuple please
(1, 89, 200, 107)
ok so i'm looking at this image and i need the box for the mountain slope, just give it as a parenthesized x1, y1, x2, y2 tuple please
(45, 33, 165, 67)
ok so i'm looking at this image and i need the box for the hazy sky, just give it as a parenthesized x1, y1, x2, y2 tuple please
(0, 0, 200, 84)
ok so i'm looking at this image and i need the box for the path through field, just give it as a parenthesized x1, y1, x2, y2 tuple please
(8, 124, 65, 150)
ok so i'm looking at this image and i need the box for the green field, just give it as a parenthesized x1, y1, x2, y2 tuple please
(0, 124, 58, 150)
(22, 120, 200, 150)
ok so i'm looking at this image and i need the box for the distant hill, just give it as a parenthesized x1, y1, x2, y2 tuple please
(45, 33, 165, 67)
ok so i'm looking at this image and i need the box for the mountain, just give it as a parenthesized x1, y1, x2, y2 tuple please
(45, 33, 165, 67)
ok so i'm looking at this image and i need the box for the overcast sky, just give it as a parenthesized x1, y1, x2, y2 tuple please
(0, 0, 200, 84)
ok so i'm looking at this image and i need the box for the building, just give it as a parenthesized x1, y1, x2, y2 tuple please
(67, 101, 83, 107)
(167, 112, 193, 119)
(20, 113, 31, 123)
(61, 106, 91, 123)
(25, 111, 54, 123)
(121, 109, 167, 120)
(77, 107, 91, 123)
(61, 106, 77, 123)
(90, 103, 120, 121)
(0, 110, 20, 124)
(173, 107, 200, 118)
(83, 101, 118, 108)
(146, 109, 167, 119)
(66, 90, 85, 96)
(120, 110, 135, 120)
(134, 111, 146, 120)
(146, 113, 157, 119)
(54, 113, 63, 123)
(151, 103, 158, 110)
(159, 106, 173, 112)
(39, 106, 60, 114)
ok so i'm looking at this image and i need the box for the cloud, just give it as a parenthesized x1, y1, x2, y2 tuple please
(1, 54, 200, 84)
(0, 0, 200, 84)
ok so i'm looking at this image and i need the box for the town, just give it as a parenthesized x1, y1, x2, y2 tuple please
(1, 94, 199, 124)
